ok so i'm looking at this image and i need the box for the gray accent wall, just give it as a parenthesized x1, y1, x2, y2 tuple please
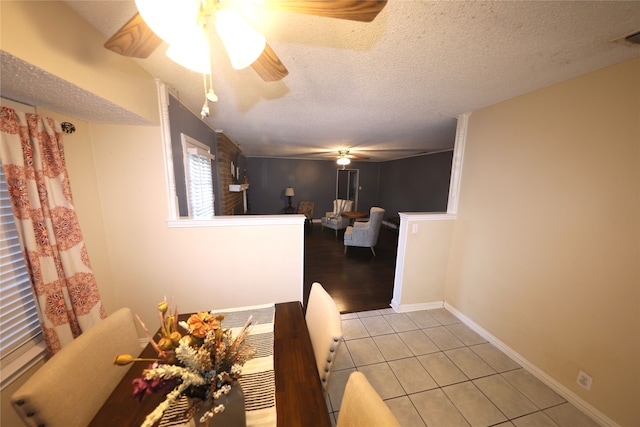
(245, 151, 453, 219)
(168, 94, 219, 216)
(378, 151, 453, 217)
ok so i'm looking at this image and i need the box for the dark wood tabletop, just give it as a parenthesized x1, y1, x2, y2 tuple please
(341, 211, 368, 219)
(89, 302, 330, 427)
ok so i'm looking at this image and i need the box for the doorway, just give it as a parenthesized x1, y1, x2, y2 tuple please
(336, 169, 358, 210)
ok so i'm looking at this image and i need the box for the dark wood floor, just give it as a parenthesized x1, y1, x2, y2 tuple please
(303, 222, 398, 314)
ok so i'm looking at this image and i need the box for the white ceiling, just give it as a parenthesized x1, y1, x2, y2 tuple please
(4, 1, 640, 161)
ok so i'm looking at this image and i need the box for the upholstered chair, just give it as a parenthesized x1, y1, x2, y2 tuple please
(321, 199, 354, 236)
(343, 207, 385, 255)
(297, 200, 314, 227)
(336, 371, 401, 427)
(305, 282, 342, 391)
(11, 308, 141, 427)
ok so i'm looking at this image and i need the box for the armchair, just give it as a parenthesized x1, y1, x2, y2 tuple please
(343, 207, 385, 255)
(297, 200, 314, 227)
(321, 199, 354, 236)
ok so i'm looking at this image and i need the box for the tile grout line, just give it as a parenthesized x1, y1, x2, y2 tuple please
(333, 310, 580, 427)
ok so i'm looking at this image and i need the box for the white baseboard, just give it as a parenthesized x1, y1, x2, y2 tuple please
(391, 300, 444, 313)
(443, 302, 618, 427)
(381, 220, 399, 230)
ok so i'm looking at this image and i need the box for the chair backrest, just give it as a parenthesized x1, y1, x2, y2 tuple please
(333, 199, 354, 215)
(305, 282, 342, 390)
(367, 207, 385, 245)
(337, 372, 401, 427)
(12, 307, 141, 427)
(297, 200, 314, 219)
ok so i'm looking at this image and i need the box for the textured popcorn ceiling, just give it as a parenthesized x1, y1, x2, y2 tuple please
(0, 52, 153, 126)
(6, 1, 640, 161)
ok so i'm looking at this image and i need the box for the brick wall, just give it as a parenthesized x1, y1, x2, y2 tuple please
(216, 132, 246, 215)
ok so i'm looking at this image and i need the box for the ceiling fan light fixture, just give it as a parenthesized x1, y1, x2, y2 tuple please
(135, 0, 200, 45)
(215, 7, 266, 70)
(337, 157, 351, 166)
(165, 30, 211, 74)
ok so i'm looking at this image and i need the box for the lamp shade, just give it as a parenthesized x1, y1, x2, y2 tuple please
(215, 8, 266, 70)
(285, 187, 295, 197)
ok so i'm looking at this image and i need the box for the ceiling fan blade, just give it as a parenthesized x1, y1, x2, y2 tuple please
(104, 13, 162, 58)
(260, 0, 387, 22)
(250, 43, 289, 81)
(338, 150, 370, 160)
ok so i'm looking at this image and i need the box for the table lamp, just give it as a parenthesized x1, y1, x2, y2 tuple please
(285, 187, 295, 209)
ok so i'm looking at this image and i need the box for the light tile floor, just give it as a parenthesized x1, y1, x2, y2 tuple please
(326, 308, 601, 427)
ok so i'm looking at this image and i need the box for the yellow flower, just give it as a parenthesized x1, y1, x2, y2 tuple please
(114, 354, 135, 365)
(157, 337, 175, 351)
(187, 312, 219, 338)
(157, 300, 169, 314)
(113, 354, 159, 365)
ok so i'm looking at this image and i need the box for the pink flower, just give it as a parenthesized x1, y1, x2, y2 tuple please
(132, 364, 175, 402)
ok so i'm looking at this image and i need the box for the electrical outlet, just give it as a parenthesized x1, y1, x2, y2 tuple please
(577, 370, 593, 390)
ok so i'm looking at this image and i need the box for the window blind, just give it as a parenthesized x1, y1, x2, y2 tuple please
(187, 150, 214, 218)
(0, 167, 43, 364)
(184, 143, 215, 219)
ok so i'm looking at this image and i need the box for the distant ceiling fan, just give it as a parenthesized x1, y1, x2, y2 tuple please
(104, 0, 387, 82)
(337, 149, 369, 166)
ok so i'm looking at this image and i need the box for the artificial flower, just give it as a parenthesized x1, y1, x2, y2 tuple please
(114, 299, 256, 427)
(186, 311, 220, 338)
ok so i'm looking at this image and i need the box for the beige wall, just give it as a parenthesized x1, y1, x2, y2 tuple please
(445, 58, 640, 426)
(393, 214, 455, 308)
(89, 122, 305, 327)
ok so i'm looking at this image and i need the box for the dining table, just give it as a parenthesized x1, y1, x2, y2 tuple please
(89, 301, 331, 427)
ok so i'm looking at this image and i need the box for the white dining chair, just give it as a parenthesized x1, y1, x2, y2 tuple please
(305, 282, 343, 391)
(337, 371, 401, 427)
(11, 307, 141, 427)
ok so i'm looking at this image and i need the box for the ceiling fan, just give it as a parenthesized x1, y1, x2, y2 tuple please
(103, 0, 387, 82)
(314, 147, 435, 164)
(336, 149, 369, 165)
(338, 149, 369, 160)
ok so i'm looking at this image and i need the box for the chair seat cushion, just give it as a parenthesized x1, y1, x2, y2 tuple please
(343, 227, 353, 240)
(322, 215, 349, 230)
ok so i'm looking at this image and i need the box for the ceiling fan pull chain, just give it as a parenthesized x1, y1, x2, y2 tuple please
(201, 73, 210, 119)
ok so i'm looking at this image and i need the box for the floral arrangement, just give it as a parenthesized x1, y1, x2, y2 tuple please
(114, 299, 256, 427)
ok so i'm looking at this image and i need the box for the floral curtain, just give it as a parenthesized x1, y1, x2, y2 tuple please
(0, 107, 105, 356)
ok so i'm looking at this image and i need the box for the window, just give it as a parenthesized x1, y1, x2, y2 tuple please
(0, 166, 45, 387)
(182, 133, 215, 218)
